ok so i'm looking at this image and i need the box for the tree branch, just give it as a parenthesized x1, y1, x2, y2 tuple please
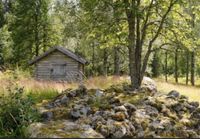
(141, 0, 178, 77)
(140, 0, 154, 46)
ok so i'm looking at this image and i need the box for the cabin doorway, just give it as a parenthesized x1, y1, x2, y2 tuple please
(50, 64, 66, 79)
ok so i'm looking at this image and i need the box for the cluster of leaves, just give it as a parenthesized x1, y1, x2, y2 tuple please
(0, 85, 40, 137)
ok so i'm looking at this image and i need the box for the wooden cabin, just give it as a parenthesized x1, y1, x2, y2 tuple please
(29, 46, 87, 81)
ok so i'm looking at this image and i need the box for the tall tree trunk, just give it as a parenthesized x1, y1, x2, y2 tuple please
(186, 50, 189, 85)
(124, 0, 175, 90)
(165, 51, 168, 82)
(92, 43, 95, 76)
(43, 24, 47, 52)
(190, 1, 195, 86)
(103, 48, 108, 76)
(114, 47, 120, 75)
(175, 48, 178, 83)
(191, 51, 195, 86)
(135, 0, 142, 86)
(35, 1, 39, 56)
(125, 0, 140, 89)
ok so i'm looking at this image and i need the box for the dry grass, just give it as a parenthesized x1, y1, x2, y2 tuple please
(84, 75, 129, 89)
(155, 78, 200, 103)
(0, 70, 128, 94)
(0, 70, 199, 103)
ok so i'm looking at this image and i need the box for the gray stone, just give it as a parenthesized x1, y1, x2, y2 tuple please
(109, 98, 121, 105)
(44, 102, 55, 109)
(124, 103, 137, 113)
(167, 90, 180, 98)
(189, 101, 199, 108)
(145, 105, 159, 117)
(41, 111, 53, 121)
(27, 120, 104, 138)
(184, 103, 196, 113)
(112, 112, 126, 121)
(98, 125, 109, 137)
(60, 95, 69, 105)
(54, 99, 61, 105)
(136, 130, 145, 138)
(112, 124, 127, 138)
(172, 103, 184, 112)
(95, 89, 104, 98)
(67, 90, 77, 98)
(180, 95, 189, 100)
(150, 120, 164, 130)
(191, 108, 200, 119)
(70, 104, 91, 119)
(141, 76, 157, 92)
(114, 105, 127, 112)
(187, 130, 199, 138)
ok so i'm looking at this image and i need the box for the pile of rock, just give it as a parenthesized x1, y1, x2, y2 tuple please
(28, 82, 200, 138)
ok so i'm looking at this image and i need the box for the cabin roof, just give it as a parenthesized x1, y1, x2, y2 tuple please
(29, 46, 88, 65)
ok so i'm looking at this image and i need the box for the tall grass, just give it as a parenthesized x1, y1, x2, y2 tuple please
(26, 89, 59, 103)
(84, 75, 129, 89)
(0, 69, 200, 103)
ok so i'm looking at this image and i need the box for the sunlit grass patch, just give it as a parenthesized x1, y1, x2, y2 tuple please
(84, 75, 129, 89)
(26, 89, 59, 103)
(155, 78, 200, 103)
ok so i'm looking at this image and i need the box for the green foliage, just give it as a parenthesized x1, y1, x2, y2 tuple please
(1, 0, 200, 83)
(10, 0, 58, 66)
(0, 1, 5, 28)
(0, 86, 40, 137)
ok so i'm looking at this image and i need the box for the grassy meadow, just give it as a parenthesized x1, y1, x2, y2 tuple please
(155, 77, 200, 103)
(0, 69, 200, 103)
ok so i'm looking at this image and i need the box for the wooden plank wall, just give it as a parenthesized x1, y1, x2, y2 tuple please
(35, 50, 83, 81)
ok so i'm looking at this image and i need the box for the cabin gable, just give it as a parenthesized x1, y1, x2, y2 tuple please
(34, 50, 83, 81)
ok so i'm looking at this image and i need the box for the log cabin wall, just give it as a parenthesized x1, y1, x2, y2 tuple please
(35, 50, 83, 81)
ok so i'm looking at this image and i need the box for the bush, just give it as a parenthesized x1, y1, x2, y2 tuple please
(0, 86, 40, 137)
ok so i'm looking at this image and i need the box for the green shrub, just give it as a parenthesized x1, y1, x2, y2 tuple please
(0, 86, 40, 137)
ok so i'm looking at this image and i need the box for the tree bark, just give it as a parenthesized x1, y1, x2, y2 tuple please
(92, 43, 95, 76)
(186, 50, 189, 85)
(43, 24, 47, 52)
(125, 0, 140, 89)
(165, 51, 168, 82)
(191, 51, 195, 86)
(35, 1, 40, 56)
(174, 48, 178, 83)
(103, 48, 108, 76)
(123, 0, 177, 89)
(114, 47, 120, 75)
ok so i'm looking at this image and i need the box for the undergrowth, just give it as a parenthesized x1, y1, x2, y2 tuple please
(0, 85, 40, 137)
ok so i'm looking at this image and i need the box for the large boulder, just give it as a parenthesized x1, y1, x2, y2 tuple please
(126, 76, 157, 92)
(141, 76, 157, 92)
(27, 120, 104, 138)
